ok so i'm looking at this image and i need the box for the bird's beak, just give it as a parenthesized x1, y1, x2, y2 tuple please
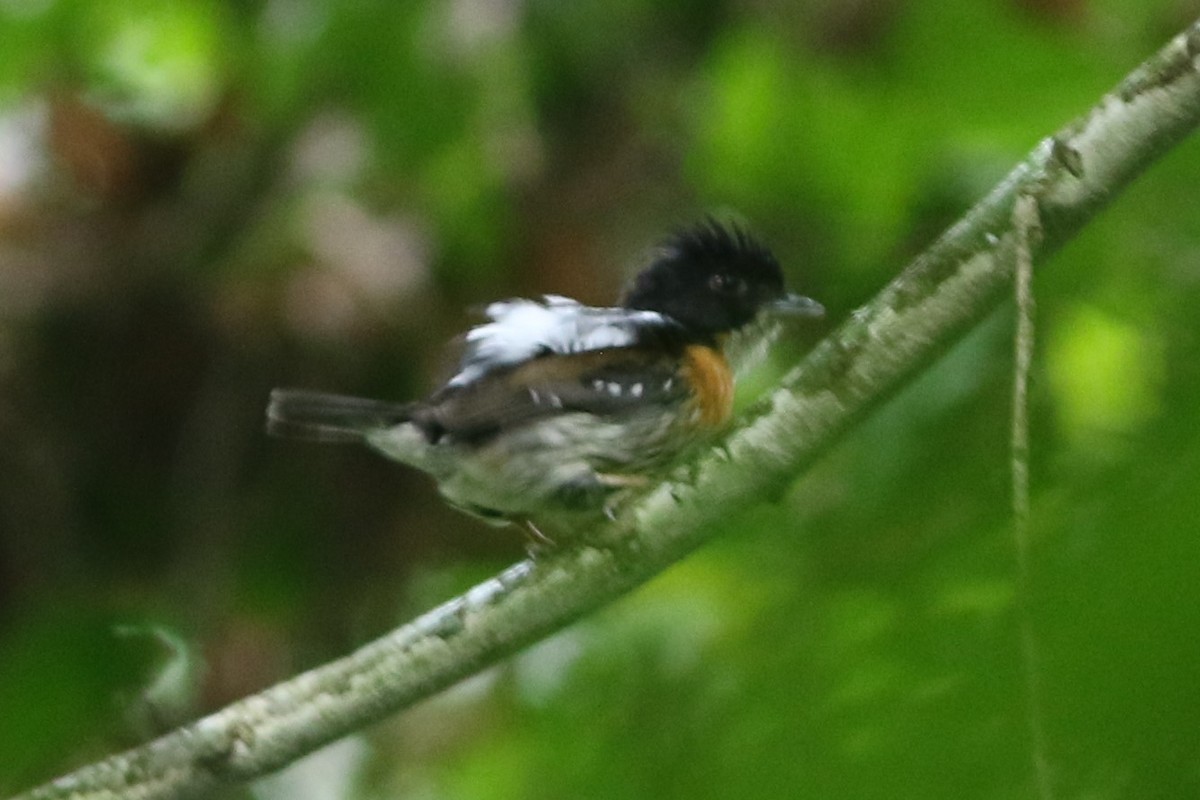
(766, 293, 825, 319)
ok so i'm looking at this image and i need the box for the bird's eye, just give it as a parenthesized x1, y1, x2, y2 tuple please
(709, 273, 748, 296)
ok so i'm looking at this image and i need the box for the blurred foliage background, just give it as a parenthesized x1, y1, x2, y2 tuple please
(1, 1, 1199, 798)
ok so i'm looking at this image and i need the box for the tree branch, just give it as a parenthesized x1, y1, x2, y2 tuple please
(15, 18, 1200, 800)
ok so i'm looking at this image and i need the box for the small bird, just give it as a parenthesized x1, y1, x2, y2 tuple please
(267, 220, 823, 533)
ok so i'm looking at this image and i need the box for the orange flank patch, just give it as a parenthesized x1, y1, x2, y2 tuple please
(682, 344, 734, 429)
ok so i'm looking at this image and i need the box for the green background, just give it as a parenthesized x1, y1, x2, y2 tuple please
(1, 1, 1198, 798)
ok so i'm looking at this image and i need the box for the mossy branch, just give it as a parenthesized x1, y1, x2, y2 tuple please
(14, 18, 1200, 800)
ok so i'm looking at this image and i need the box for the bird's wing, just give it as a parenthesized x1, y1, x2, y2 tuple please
(446, 296, 681, 388)
(418, 346, 688, 444)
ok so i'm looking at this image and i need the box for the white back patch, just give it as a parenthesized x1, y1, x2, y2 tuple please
(448, 295, 676, 387)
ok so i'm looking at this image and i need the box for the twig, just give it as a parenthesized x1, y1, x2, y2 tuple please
(1011, 193, 1053, 800)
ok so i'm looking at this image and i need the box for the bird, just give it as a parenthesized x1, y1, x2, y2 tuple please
(267, 219, 824, 535)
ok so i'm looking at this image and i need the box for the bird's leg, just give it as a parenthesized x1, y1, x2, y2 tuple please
(593, 472, 654, 521)
(523, 519, 557, 557)
(594, 472, 652, 490)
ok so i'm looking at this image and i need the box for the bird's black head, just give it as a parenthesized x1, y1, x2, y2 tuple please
(621, 220, 821, 336)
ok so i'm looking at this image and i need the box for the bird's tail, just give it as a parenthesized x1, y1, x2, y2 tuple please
(266, 389, 415, 444)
